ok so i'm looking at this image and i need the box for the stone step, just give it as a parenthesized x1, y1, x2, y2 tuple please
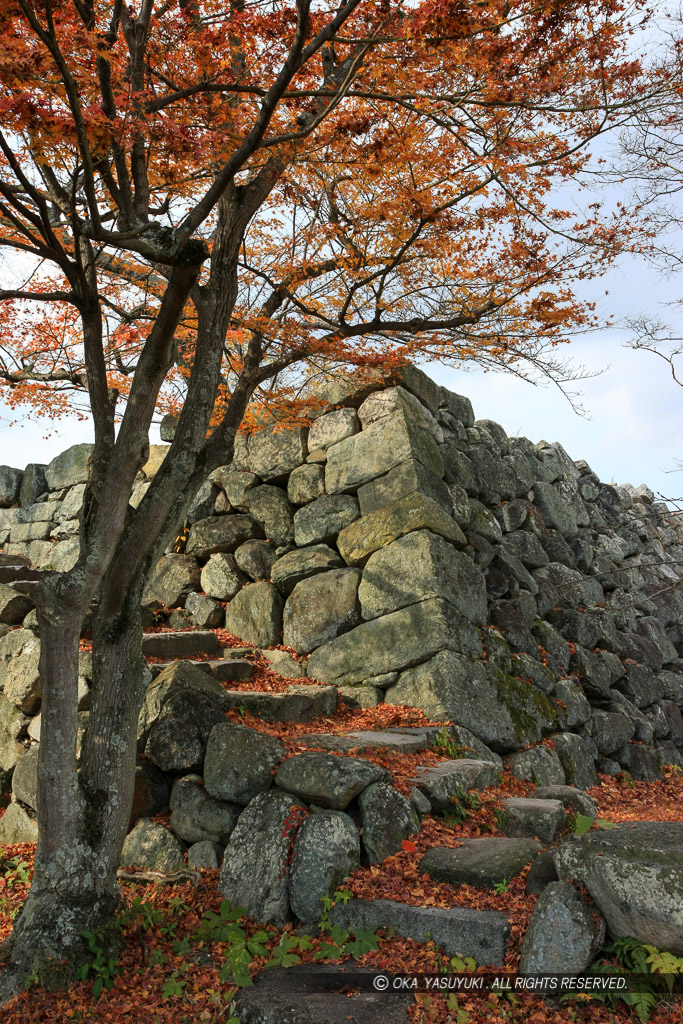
(234, 964, 413, 1024)
(141, 629, 222, 659)
(296, 729, 430, 754)
(222, 684, 337, 723)
(149, 657, 254, 682)
(420, 837, 542, 889)
(329, 897, 510, 965)
(0, 565, 47, 584)
(411, 760, 499, 812)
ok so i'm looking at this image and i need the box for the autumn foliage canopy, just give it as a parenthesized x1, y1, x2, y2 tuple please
(0, 0, 650, 431)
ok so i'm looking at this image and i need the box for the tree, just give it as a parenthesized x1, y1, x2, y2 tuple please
(0, 0, 650, 999)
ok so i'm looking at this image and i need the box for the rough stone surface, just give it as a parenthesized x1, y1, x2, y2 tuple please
(234, 539, 278, 582)
(271, 545, 344, 595)
(0, 694, 27, 770)
(137, 659, 228, 754)
(275, 752, 389, 809)
(289, 811, 361, 922)
(143, 553, 203, 609)
(504, 746, 565, 787)
(248, 425, 308, 482)
(249, 485, 295, 547)
(294, 494, 359, 547)
(11, 743, 38, 810)
(358, 782, 419, 864)
(204, 721, 286, 805)
(359, 529, 486, 624)
(121, 818, 186, 872)
(308, 409, 359, 451)
(224, 582, 283, 647)
(0, 467, 23, 508)
(519, 881, 606, 974)
(551, 732, 599, 790)
(186, 515, 263, 559)
(0, 802, 38, 844)
(45, 444, 93, 490)
(307, 599, 482, 686)
(187, 841, 223, 870)
(200, 552, 247, 599)
(283, 568, 360, 654)
(0, 628, 41, 713)
(420, 838, 541, 888)
(411, 760, 498, 813)
(337, 493, 465, 567)
(499, 797, 566, 844)
(532, 785, 598, 818)
(329, 898, 510, 965)
(358, 459, 454, 517)
(554, 822, 683, 955)
(169, 774, 241, 845)
(325, 411, 444, 494)
(288, 464, 326, 505)
(387, 652, 556, 753)
(219, 790, 307, 927)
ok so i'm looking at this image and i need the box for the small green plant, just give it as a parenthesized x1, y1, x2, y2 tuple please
(563, 936, 683, 1022)
(77, 930, 119, 997)
(492, 878, 510, 895)
(429, 726, 471, 760)
(235, 701, 248, 718)
(572, 813, 617, 836)
(442, 784, 482, 826)
(161, 968, 187, 1000)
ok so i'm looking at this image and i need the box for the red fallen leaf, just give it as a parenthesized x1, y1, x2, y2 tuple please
(402, 839, 417, 853)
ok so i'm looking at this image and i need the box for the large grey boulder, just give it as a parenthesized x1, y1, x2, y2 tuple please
(289, 811, 360, 922)
(551, 732, 599, 790)
(11, 743, 39, 810)
(144, 685, 227, 773)
(0, 694, 27, 770)
(248, 425, 308, 482)
(137, 660, 228, 755)
(411, 760, 498, 812)
(0, 802, 38, 844)
(0, 585, 34, 625)
(420, 838, 541, 888)
(325, 410, 444, 494)
(283, 568, 360, 654)
(293, 494, 359, 547)
(271, 545, 344, 596)
(45, 444, 94, 490)
(386, 653, 558, 752)
(358, 385, 442, 438)
(186, 515, 263, 560)
(233, 539, 278, 582)
(287, 464, 325, 505)
(121, 818, 186, 872)
(219, 789, 307, 927)
(554, 822, 683, 955)
(337, 493, 465, 567)
(169, 774, 241, 845)
(20, 464, 48, 506)
(504, 746, 565, 787)
(532, 481, 579, 537)
(200, 552, 247, 599)
(519, 881, 606, 973)
(204, 721, 286, 805)
(224, 582, 283, 646)
(0, 467, 23, 507)
(358, 782, 419, 863)
(275, 752, 389, 809)
(358, 529, 486, 623)
(532, 785, 598, 819)
(307, 599, 482, 686)
(499, 797, 567, 844)
(249, 485, 295, 547)
(581, 710, 635, 756)
(329, 898, 509, 964)
(308, 409, 359, 451)
(0, 628, 41, 713)
(358, 459, 454, 518)
(142, 553, 201, 609)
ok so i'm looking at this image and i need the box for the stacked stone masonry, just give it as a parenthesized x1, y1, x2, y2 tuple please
(1, 365, 683, 956)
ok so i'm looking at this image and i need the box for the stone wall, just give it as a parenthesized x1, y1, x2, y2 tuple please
(2, 364, 683, 791)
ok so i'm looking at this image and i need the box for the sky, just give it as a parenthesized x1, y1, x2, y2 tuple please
(2, 248, 681, 502)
